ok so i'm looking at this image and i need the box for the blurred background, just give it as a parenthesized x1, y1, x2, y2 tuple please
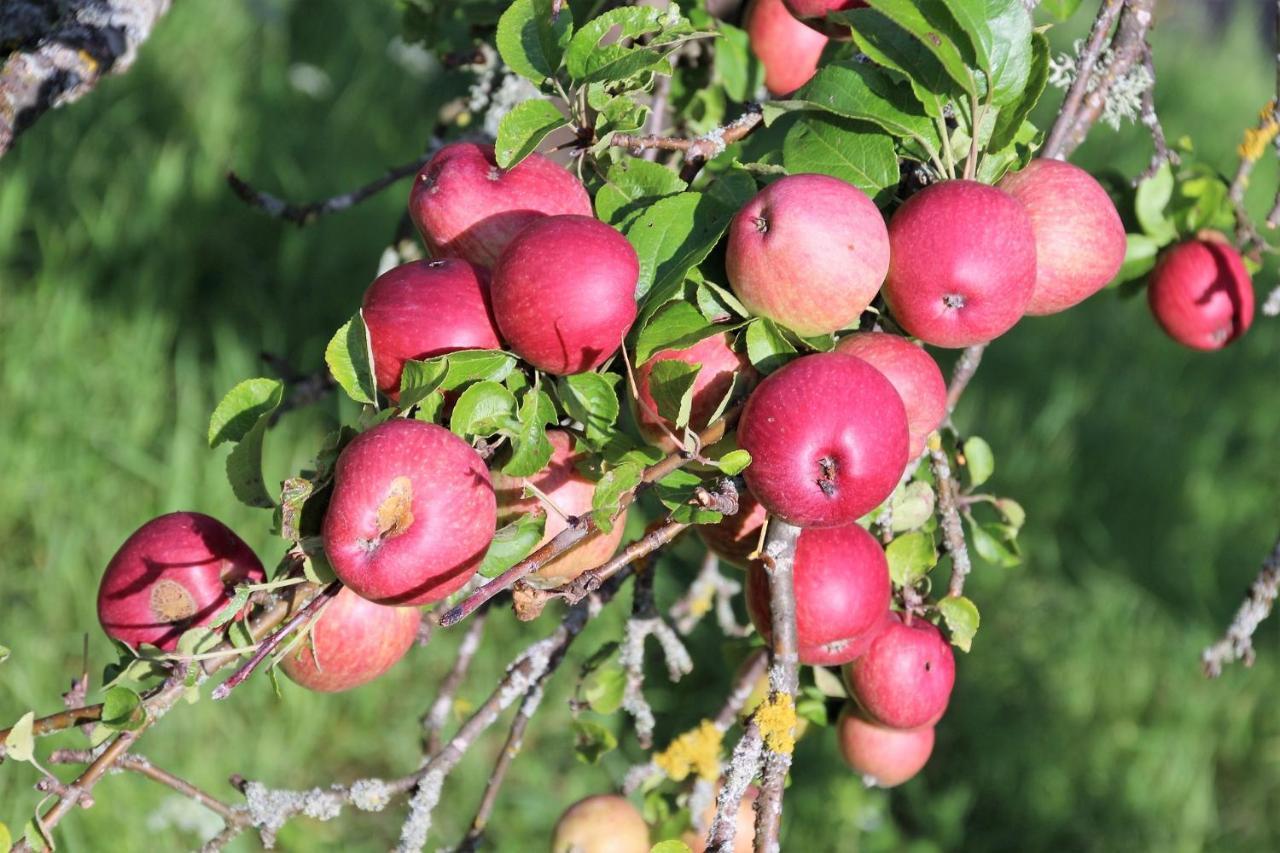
(2, 0, 1279, 850)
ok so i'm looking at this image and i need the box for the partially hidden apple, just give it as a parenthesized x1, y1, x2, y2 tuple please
(843, 613, 955, 730)
(998, 158, 1127, 315)
(782, 0, 866, 36)
(883, 180, 1037, 348)
(836, 703, 934, 787)
(97, 511, 265, 651)
(279, 586, 421, 693)
(738, 352, 908, 528)
(408, 142, 592, 268)
(697, 486, 768, 568)
(361, 258, 502, 400)
(633, 333, 756, 451)
(491, 214, 639, 375)
(1147, 235, 1255, 350)
(745, 0, 828, 96)
(322, 419, 496, 606)
(745, 522, 892, 666)
(726, 173, 890, 336)
(552, 794, 650, 853)
(835, 332, 946, 459)
(491, 429, 628, 588)
(683, 783, 760, 853)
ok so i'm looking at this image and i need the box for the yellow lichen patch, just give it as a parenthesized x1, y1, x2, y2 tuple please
(654, 719, 722, 782)
(1239, 104, 1279, 161)
(688, 588, 714, 619)
(755, 693, 797, 755)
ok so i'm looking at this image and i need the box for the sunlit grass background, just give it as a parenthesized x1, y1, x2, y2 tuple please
(2, 1, 1279, 849)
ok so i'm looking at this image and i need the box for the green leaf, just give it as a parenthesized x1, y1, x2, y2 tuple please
(572, 719, 618, 764)
(580, 648, 627, 715)
(450, 381, 518, 438)
(796, 686, 829, 726)
(502, 389, 557, 477)
(625, 191, 737, 305)
(0, 644, 9, 666)
(495, 99, 568, 168)
(1135, 162, 1177, 242)
(945, 0, 1032, 106)
(714, 449, 752, 476)
(592, 461, 645, 533)
(589, 87, 651, 143)
(937, 595, 980, 652)
(744, 318, 797, 375)
(858, 1, 977, 97)
(595, 159, 688, 228)
(713, 21, 762, 103)
(101, 686, 147, 731)
(279, 476, 313, 543)
(3, 712, 34, 763)
(565, 7, 685, 84)
(841, 8, 957, 117)
(962, 436, 994, 487)
(886, 531, 938, 586)
(994, 497, 1026, 531)
(651, 842, 693, 853)
(208, 378, 285, 448)
(788, 61, 939, 149)
(325, 314, 377, 406)
(209, 586, 252, 630)
(0, 820, 11, 852)
(479, 512, 546, 578)
(635, 301, 727, 365)
(812, 665, 847, 698)
(1041, 0, 1085, 21)
(989, 31, 1049, 152)
(495, 0, 573, 84)
(437, 350, 519, 391)
(1113, 233, 1161, 286)
(891, 481, 936, 532)
(782, 113, 899, 200)
(966, 516, 1021, 567)
(396, 357, 449, 409)
(558, 372, 621, 445)
(22, 820, 47, 853)
(647, 360, 701, 429)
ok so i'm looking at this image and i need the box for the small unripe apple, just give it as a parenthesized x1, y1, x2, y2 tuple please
(279, 586, 420, 693)
(361, 258, 503, 399)
(782, 0, 866, 36)
(745, 0, 828, 96)
(322, 420, 496, 606)
(883, 180, 1037, 348)
(1147, 236, 1255, 350)
(835, 332, 946, 459)
(491, 430, 628, 587)
(491, 215, 639, 375)
(697, 486, 768, 568)
(552, 794, 650, 853)
(745, 523, 891, 665)
(726, 174, 890, 336)
(836, 704, 934, 787)
(738, 352, 908, 528)
(997, 158, 1127, 315)
(682, 783, 759, 853)
(633, 334, 756, 452)
(409, 142, 592, 268)
(97, 512, 265, 651)
(843, 613, 955, 730)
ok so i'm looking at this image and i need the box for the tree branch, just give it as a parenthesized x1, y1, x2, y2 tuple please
(1202, 533, 1280, 677)
(611, 104, 763, 183)
(422, 606, 490, 754)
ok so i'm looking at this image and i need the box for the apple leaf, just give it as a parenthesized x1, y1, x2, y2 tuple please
(1112, 233, 1161, 287)
(712, 20, 762, 103)
(966, 515, 1022, 567)
(564, 7, 693, 84)
(572, 718, 618, 764)
(557, 372, 620, 446)
(796, 685, 830, 726)
(634, 301, 724, 364)
(891, 481, 936, 532)
(714, 449, 751, 476)
(595, 158, 688, 227)
(1040, 0, 1085, 21)
(786, 61, 939, 146)
(989, 31, 1049, 152)
(946, 0, 1032, 107)
(591, 461, 645, 533)
(743, 318, 797, 375)
(325, 314, 378, 406)
(3, 712, 34, 763)
(397, 358, 449, 411)
(101, 686, 147, 732)
(694, 277, 750, 323)
(495, 0, 573, 84)
(995, 497, 1026, 531)
(478, 512, 546, 579)
(0, 820, 11, 852)
(646, 360, 701, 430)
(886, 531, 938, 587)
(962, 436, 995, 487)
(782, 113, 899, 202)
(502, 388, 557, 477)
(495, 99, 568, 169)
(578, 643, 627, 714)
(209, 378, 284, 508)
(840, 8, 958, 118)
(650, 842, 693, 853)
(811, 665, 847, 698)
(858, 1, 977, 98)
(1135, 162, 1177, 242)
(439, 350, 518, 391)
(450, 381, 517, 439)
(625, 191, 734, 304)
(937, 595, 981, 652)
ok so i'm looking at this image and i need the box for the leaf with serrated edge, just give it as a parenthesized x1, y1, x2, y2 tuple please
(495, 0, 573, 83)
(325, 316, 377, 405)
(938, 595, 980, 652)
(495, 100, 568, 168)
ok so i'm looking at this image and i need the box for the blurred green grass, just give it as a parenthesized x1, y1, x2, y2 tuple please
(1, 1, 1279, 850)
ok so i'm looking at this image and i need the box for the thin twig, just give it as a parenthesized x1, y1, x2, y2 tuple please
(945, 345, 986, 416)
(930, 444, 972, 599)
(1134, 47, 1177, 183)
(1203, 533, 1280, 677)
(612, 105, 764, 183)
(423, 607, 490, 754)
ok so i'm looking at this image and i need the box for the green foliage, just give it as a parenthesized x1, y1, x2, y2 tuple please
(937, 595, 980, 652)
(325, 314, 377, 406)
(479, 513, 546, 578)
(886, 531, 939, 587)
(208, 378, 285, 508)
(495, 99, 568, 168)
(495, 0, 573, 84)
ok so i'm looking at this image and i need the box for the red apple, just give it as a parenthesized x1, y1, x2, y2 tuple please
(745, 522, 892, 665)
(279, 586, 421, 693)
(836, 704, 934, 787)
(745, 0, 828, 96)
(362, 258, 503, 400)
(835, 332, 946, 459)
(1147, 236, 1255, 350)
(409, 142, 592, 268)
(843, 613, 955, 730)
(552, 794, 650, 853)
(491, 214, 639, 375)
(683, 784, 759, 853)
(697, 487, 768, 568)
(633, 333, 756, 451)
(997, 159, 1127, 315)
(322, 419, 496, 606)
(726, 174, 890, 336)
(97, 512, 265, 651)
(737, 352, 908, 527)
(782, 0, 866, 36)
(491, 429, 628, 587)
(883, 180, 1037, 348)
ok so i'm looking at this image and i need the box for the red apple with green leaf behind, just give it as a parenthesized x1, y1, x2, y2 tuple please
(726, 174, 890, 336)
(408, 142, 592, 268)
(745, 522, 892, 665)
(883, 180, 1037, 348)
(361, 258, 502, 400)
(552, 794, 650, 853)
(97, 512, 265, 651)
(745, 0, 828, 96)
(843, 613, 955, 730)
(491, 215, 639, 375)
(737, 352, 908, 528)
(782, 0, 866, 36)
(491, 429, 628, 588)
(279, 586, 420, 693)
(683, 784, 760, 853)
(835, 332, 946, 459)
(633, 333, 756, 452)
(997, 158, 1127, 316)
(322, 419, 495, 606)
(1147, 235, 1255, 350)
(836, 703, 934, 788)
(697, 486, 768, 568)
